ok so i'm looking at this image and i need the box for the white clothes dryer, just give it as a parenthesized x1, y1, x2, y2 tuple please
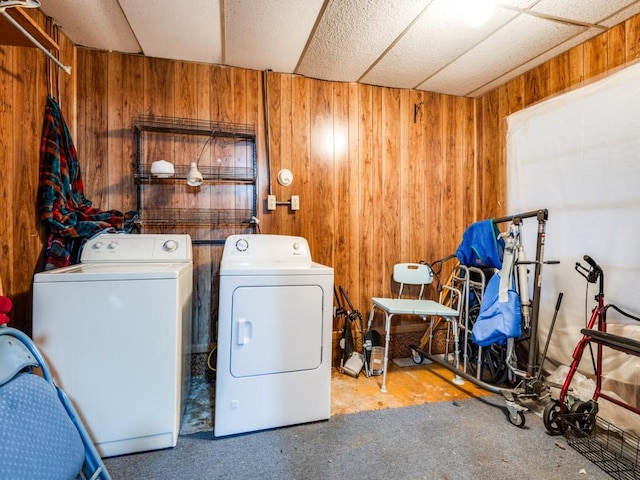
(215, 234, 334, 437)
(32, 233, 193, 457)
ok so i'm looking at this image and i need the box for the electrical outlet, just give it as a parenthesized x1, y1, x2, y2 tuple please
(267, 195, 276, 210)
(290, 195, 300, 211)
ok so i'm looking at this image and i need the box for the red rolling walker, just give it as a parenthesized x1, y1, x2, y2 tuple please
(543, 255, 640, 479)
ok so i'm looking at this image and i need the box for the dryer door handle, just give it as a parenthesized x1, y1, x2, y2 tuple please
(236, 318, 252, 345)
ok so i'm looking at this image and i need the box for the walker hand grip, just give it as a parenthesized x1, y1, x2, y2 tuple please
(583, 255, 597, 269)
(583, 255, 602, 284)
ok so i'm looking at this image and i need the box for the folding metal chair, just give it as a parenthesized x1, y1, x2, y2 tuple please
(0, 321, 110, 480)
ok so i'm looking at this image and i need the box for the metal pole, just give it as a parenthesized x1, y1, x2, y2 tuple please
(526, 210, 548, 375)
(0, 9, 72, 75)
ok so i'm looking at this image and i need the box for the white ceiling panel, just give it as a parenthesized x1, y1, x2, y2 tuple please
(119, 0, 222, 64)
(361, 0, 520, 90)
(468, 27, 603, 97)
(296, 0, 431, 83)
(224, 0, 324, 73)
(418, 15, 587, 96)
(596, 1, 640, 27)
(33, 0, 640, 98)
(38, 0, 140, 54)
(531, 0, 638, 24)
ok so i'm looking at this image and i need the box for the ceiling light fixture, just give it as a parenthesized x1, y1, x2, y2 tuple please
(457, 0, 494, 27)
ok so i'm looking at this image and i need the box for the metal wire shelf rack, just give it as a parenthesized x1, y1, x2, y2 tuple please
(136, 208, 255, 227)
(132, 115, 258, 241)
(132, 115, 255, 138)
(135, 165, 255, 183)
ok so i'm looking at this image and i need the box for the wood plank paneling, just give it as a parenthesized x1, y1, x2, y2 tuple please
(267, 72, 284, 231)
(358, 84, 375, 314)
(0, 46, 16, 301)
(548, 52, 570, 97)
(333, 81, 351, 291)
(345, 83, 360, 300)
(309, 79, 334, 268)
(381, 87, 401, 293)
(121, 53, 144, 214)
(79, 50, 109, 208)
(406, 91, 427, 264)
(607, 23, 626, 71)
(291, 75, 312, 243)
(107, 52, 124, 212)
(626, 15, 640, 60)
(568, 44, 585, 87)
(278, 73, 293, 236)
(584, 32, 608, 80)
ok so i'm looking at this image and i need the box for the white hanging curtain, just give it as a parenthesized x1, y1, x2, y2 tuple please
(506, 61, 640, 433)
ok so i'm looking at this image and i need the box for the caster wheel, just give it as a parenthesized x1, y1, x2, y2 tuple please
(411, 350, 423, 364)
(543, 400, 566, 435)
(570, 401, 596, 434)
(508, 410, 526, 428)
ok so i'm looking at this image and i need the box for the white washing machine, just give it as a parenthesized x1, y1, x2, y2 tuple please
(215, 234, 334, 437)
(32, 233, 193, 457)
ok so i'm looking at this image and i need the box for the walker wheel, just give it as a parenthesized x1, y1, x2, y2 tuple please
(411, 349, 423, 364)
(570, 401, 596, 434)
(543, 400, 566, 435)
(508, 410, 526, 428)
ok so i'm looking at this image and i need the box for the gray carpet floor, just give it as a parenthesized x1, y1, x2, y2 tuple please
(104, 393, 615, 480)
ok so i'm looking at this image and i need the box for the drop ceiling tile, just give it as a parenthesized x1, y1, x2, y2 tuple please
(599, 1, 640, 27)
(531, 0, 638, 24)
(296, 0, 431, 83)
(361, 0, 520, 90)
(119, 0, 221, 64)
(418, 14, 586, 96)
(39, 0, 140, 53)
(468, 28, 603, 96)
(224, 0, 324, 73)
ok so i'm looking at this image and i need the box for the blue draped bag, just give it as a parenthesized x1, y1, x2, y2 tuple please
(471, 273, 522, 346)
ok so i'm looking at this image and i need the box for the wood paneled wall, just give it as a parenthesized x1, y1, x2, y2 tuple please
(1, 9, 639, 351)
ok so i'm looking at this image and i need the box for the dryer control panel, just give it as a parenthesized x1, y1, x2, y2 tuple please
(221, 234, 312, 267)
(81, 233, 193, 263)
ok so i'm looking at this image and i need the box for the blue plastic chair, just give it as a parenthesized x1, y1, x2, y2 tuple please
(0, 325, 111, 480)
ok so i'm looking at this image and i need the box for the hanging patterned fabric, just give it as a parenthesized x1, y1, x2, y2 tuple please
(38, 96, 137, 269)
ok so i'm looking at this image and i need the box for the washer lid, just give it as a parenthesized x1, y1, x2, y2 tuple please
(33, 262, 191, 282)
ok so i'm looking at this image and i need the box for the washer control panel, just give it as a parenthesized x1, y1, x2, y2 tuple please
(81, 233, 192, 263)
